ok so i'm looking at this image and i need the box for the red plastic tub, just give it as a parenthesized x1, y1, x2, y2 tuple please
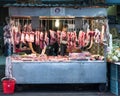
(2, 77, 16, 94)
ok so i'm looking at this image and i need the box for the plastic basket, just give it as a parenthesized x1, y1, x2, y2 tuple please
(1, 77, 16, 94)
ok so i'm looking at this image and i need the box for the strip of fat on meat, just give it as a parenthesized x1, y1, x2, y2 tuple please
(29, 32, 34, 43)
(94, 29, 101, 43)
(73, 31, 77, 48)
(40, 32, 44, 40)
(44, 32, 49, 46)
(84, 29, 90, 46)
(78, 31, 86, 48)
(50, 30, 55, 38)
(50, 30, 57, 45)
(39, 32, 44, 49)
(67, 31, 77, 50)
(20, 31, 25, 43)
(101, 25, 105, 43)
(87, 31, 95, 49)
(13, 26, 20, 45)
(15, 32, 21, 45)
(71, 31, 77, 48)
(35, 31, 40, 45)
(25, 32, 30, 42)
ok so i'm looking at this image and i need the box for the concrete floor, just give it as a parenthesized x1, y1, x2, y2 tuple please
(0, 83, 116, 96)
(0, 92, 116, 96)
(0, 83, 115, 96)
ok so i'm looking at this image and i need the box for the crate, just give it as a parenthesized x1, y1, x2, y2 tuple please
(110, 78, 120, 96)
(110, 63, 119, 71)
(110, 64, 120, 80)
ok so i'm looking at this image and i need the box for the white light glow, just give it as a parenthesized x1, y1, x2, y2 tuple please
(55, 19, 59, 27)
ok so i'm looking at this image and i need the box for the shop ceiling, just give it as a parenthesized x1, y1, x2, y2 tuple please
(9, 7, 107, 17)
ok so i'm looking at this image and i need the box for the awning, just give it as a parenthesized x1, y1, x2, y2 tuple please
(9, 7, 107, 17)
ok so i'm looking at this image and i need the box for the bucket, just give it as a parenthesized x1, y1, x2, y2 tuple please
(1, 77, 16, 94)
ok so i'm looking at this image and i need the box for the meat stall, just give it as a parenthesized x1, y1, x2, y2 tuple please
(5, 6, 110, 90)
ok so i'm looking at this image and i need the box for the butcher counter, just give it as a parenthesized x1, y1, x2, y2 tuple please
(11, 60, 107, 84)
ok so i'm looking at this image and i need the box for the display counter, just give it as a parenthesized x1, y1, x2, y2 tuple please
(11, 60, 106, 84)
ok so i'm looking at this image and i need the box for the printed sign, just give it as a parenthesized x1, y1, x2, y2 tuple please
(51, 7, 65, 16)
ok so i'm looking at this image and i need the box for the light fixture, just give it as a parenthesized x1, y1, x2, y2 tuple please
(55, 19, 59, 27)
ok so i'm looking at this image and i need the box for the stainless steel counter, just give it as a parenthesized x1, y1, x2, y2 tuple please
(11, 61, 107, 84)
